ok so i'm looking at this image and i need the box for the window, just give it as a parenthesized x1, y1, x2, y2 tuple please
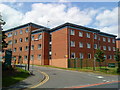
(14, 48, 16, 52)
(8, 40, 12, 45)
(20, 30, 22, 34)
(14, 32, 17, 35)
(104, 55, 107, 59)
(31, 55, 34, 60)
(71, 52, 75, 59)
(70, 30, 75, 35)
(79, 42, 83, 48)
(19, 47, 22, 52)
(25, 37, 28, 42)
(79, 32, 83, 37)
(8, 33, 12, 37)
(108, 55, 112, 59)
(14, 40, 17, 44)
(98, 37, 100, 40)
(87, 43, 91, 48)
(88, 53, 91, 59)
(103, 46, 106, 50)
(19, 38, 23, 42)
(113, 47, 116, 51)
(86, 33, 90, 38)
(31, 36, 34, 41)
(94, 34, 97, 39)
(70, 41, 75, 47)
(108, 46, 111, 51)
(13, 56, 16, 61)
(38, 54, 41, 60)
(25, 28, 29, 33)
(108, 38, 110, 42)
(38, 44, 42, 49)
(31, 45, 34, 50)
(80, 53, 84, 59)
(112, 39, 115, 43)
(24, 56, 28, 60)
(38, 34, 42, 39)
(103, 37, 106, 42)
(94, 44, 97, 49)
(25, 46, 28, 51)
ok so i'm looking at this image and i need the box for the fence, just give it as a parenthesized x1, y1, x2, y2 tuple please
(68, 58, 109, 68)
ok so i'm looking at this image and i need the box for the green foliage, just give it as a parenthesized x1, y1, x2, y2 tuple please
(94, 49, 105, 69)
(95, 49, 105, 62)
(115, 48, 120, 62)
(2, 31, 8, 49)
(114, 48, 120, 73)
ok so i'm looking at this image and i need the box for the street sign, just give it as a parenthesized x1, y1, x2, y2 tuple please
(108, 63, 115, 68)
(4, 50, 12, 66)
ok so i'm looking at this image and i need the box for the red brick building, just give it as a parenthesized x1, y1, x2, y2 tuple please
(116, 38, 120, 51)
(4, 22, 117, 68)
(4, 23, 50, 65)
(50, 23, 117, 68)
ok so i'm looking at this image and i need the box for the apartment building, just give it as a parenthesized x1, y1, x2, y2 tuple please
(50, 23, 117, 68)
(4, 23, 50, 65)
(116, 38, 120, 51)
(4, 22, 117, 68)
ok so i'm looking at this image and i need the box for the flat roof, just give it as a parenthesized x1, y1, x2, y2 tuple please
(51, 22, 100, 33)
(51, 22, 117, 37)
(116, 38, 120, 40)
(4, 22, 46, 33)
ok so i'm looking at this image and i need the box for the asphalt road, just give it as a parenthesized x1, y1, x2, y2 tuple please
(33, 66, 119, 88)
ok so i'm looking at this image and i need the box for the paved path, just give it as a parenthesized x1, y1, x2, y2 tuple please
(3, 65, 119, 89)
(34, 66, 119, 88)
(4, 65, 44, 89)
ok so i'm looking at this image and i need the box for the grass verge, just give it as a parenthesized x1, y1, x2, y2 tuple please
(35, 65, 119, 75)
(2, 67, 30, 87)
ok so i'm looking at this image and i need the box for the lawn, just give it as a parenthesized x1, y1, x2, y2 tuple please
(36, 65, 119, 75)
(2, 67, 30, 87)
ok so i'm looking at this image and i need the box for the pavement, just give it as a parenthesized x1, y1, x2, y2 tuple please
(3, 65, 45, 90)
(2, 65, 120, 89)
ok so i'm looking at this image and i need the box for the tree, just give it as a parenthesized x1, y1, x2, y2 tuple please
(115, 48, 120, 73)
(2, 31, 8, 50)
(94, 49, 105, 69)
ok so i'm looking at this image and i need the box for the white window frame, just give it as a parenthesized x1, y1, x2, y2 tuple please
(31, 36, 34, 41)
(108, 38, 110, 42)
(113, 47, 116, 51)
(94, 44, 97, 49)
(79, 32, 83, 37)
(108, 46, 111, 51)
(70, 41, 75, 47)
(38, 34, 42, 39)
(94, 34, 97, 39)
(87, 43, 91, 48)
(79, 42, 83, 48)
(31, 55, 34, 60)
(31, 45, 34, 50)
(88, 53, 91, 59)
(112, 39, 115, 43)
(20, 30, 22, 34)
(80, 53, 84, 59)
(38, 44, 42, 49)
(25, 37, 28, 42)
(103, 46, 106, 50)
(38, 54, 41, 60)
(70, 30, 75, 35)
(71, 52, 75, 59)
(86, 33, 90, 38)
(103, 37, 106, 42)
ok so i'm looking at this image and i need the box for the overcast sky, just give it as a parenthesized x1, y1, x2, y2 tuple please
(0, 1, 119, 37)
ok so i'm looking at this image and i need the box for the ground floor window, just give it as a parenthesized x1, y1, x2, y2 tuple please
(71, 52, 75, 59)
(38, 54, 41, 60)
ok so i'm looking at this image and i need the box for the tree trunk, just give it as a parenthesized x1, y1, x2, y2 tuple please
(117, 62, 120, 74)
(99, 62, 101, 70)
